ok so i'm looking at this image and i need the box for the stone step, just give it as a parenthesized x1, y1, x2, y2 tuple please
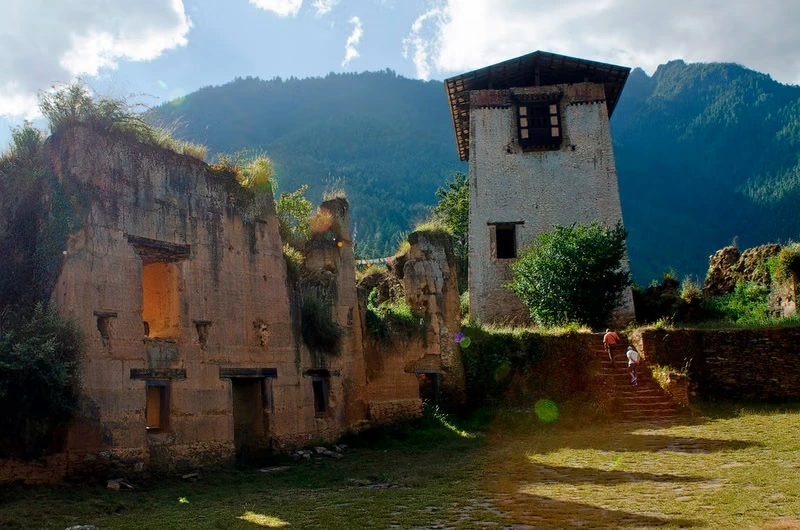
(591, 338, 680, 421)
(620, 395, 671, 402)
(622, 404, 678, 412)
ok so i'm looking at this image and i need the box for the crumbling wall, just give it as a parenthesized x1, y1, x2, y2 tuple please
(43, 125, 323, 472)
(769, 275, 797, 318)
(299, 198, 370, 440)
(704, 244, 780, 296)
(359, 229, 466, 415)
(5, 127, 464, 483)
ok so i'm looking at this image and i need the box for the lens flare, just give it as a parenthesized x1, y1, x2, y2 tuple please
(534, 399, 559, 423)
(459, 336, 471, 348)
(494, 361, 511, 382)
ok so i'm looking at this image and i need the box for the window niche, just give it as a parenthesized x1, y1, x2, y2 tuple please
(312, 377, 329, 417)
(491, 224, 517, 260)
(127, 236, 190, 340)
(517, 100, 562, 150)
(142, 262, 180, 338)
(305, 369, 330, 418)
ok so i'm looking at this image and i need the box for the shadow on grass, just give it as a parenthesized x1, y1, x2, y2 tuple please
(690, 400, 800, 420)
(488, 409, 762, 455)
(522, 463, 707, 486)
(500, 494, 699, 528)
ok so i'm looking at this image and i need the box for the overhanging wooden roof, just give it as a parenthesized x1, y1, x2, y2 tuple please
(444, 51, 630, 161)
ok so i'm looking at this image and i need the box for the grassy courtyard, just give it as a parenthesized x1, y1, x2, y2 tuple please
(2, 404, 800, 529)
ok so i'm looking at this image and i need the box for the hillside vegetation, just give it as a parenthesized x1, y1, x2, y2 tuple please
(149, 63, 800, 283)
(613, 61, 800, 283)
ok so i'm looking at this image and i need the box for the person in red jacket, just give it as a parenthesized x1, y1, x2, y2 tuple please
(603, 329, 620, 367)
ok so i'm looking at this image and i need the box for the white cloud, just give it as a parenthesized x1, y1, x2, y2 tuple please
(0, 0, 191, 118)
(249, 0, 303, 17)
(405, 0, 800, 85)
(401, 7, 444, 80)
(312, 0, 339, 16)
(342, 16, 364, 68)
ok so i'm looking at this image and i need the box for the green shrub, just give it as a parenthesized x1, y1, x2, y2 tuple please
(413, 218, 452, 236)
(508, 221, 631, 328)
(768, 243, 800, 283)
(283, 244, 305, 284)
(300, 291, 341, 354)
(702, 281, 770, 324)
(365, 288, 427, 343)
(0, 124, 79, 307)
(276, 185, 313, 246)
(0, 304, 82, 458)
(459, 290, 469, 320)
(40, 81, 208, 161)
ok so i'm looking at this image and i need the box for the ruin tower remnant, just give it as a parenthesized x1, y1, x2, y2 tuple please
(445, 51, 635, 324)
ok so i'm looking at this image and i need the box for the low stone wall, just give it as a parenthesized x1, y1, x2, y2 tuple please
(636, 328, 800, 401)
(460, 330, 605, 410)
(0, 448, 145, 485)
(0, 441, 237, 485)
(368, 399, 423, 424)
(0, 454, 72, 485)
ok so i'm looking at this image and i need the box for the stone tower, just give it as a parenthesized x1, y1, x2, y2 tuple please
(445, 51, 635, 324)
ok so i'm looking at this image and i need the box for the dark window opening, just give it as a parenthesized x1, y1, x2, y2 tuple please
(418, 372, 441, 403)
(312, 377, 329, 417)
(496, 225, 517, 259)
(518, 102, 562, 149)
(146, 380, 170, 431)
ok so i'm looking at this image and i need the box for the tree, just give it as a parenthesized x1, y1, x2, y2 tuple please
(434, 172, 469, 291)
(276, 185, 313, 245)
(508, 221, 631, 328)
(434, 172, 468, 244)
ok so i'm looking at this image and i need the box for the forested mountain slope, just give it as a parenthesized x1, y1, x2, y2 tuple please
(613, 61, 800, 283)
(150, 64, 800, 283)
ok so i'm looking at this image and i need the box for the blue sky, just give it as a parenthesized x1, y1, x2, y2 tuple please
(2, 0, 800, 147)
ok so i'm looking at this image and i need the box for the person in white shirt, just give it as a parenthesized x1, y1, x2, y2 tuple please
(626, 346, 640, 386)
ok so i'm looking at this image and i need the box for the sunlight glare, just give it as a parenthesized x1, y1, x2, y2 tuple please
(238, 511, 290, 527)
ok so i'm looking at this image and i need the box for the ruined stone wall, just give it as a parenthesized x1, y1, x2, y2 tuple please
(301, 198, 370, 439)
(636, 328, 800, 400)
(44, 126, 338, 470)
(467, 82, 634, 324)
(402, 231, 466, 405)
(769, 275, 797, 318)
(4, 128, 467, 483)
(361, 230, 466, 417)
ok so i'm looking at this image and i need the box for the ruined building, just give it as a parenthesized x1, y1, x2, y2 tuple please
(3, 124, 464, 480)
(444, 51, 635, 324)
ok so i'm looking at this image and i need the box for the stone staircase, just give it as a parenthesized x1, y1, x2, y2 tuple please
(598, 338, 679, 422)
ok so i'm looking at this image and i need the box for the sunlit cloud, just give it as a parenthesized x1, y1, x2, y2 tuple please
(401, 7, 444, 81)
(342, 16, 364, 68)
(405, 0, 800, 84)
(0, 0, 191, 117)
(249, 0, 303, 17)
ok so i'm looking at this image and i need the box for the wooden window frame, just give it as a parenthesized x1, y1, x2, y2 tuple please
(517, 100, 562, 150)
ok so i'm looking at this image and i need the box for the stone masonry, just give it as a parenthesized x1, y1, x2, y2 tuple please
(445, 52, 634, 325)
(1, 125, 467, 484)
(466, 83, 634, 323)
